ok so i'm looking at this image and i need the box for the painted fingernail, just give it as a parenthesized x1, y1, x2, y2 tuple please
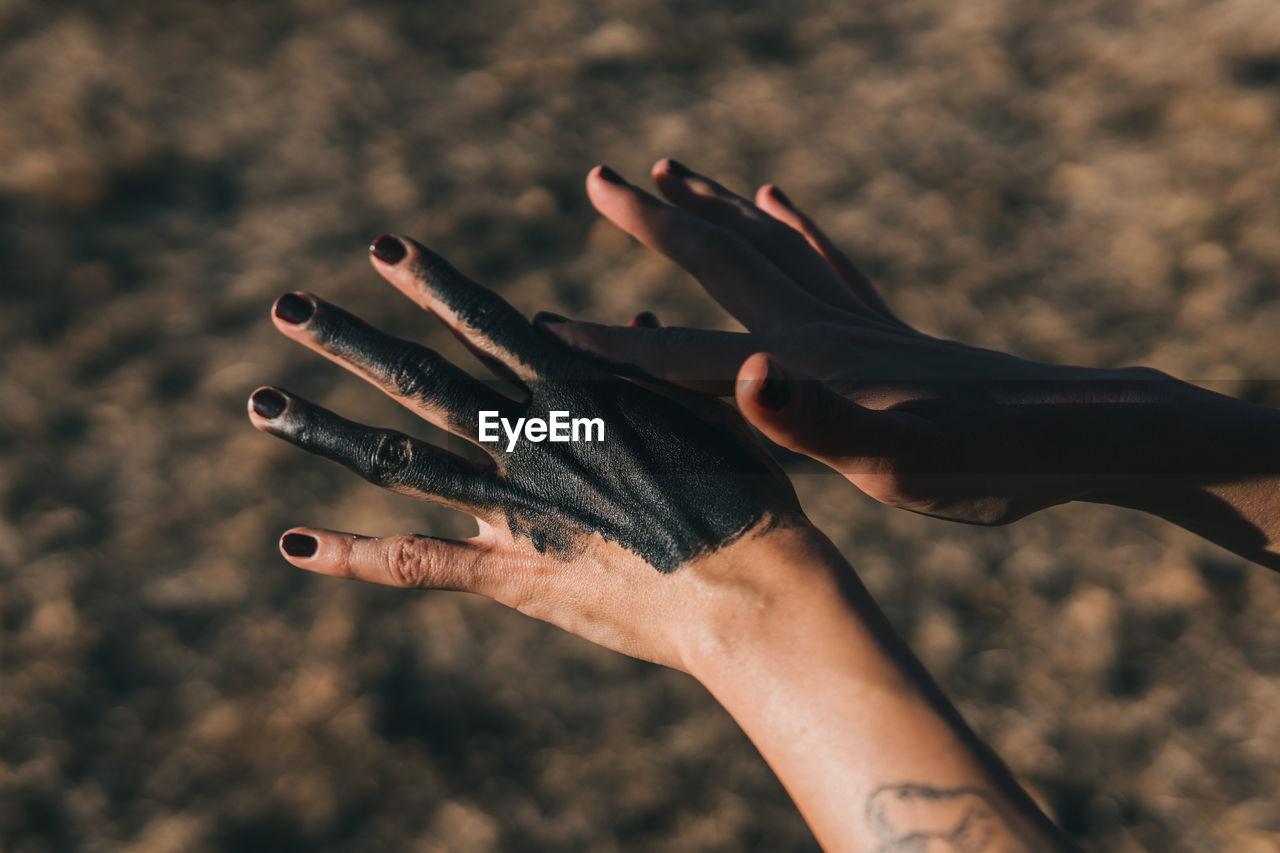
(281, 533, 318, 558)
(758, 361, 790, 411)
(533, 311, 569, 326)
(630, 311, 660, 328)
(274, 292, 314, 325)
(597, 165, 626, 185)
(665, 159, 695, 178)
(769, 185, 793, 206)
(370, 234, 407, 265)
(251, 388, 288, 419)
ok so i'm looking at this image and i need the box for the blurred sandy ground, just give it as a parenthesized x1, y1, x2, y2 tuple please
(2, 0, 1280, 850)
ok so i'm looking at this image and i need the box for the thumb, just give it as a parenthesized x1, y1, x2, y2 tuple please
(735, 353, 904, 475)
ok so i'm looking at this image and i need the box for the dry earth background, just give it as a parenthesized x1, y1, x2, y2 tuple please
(3, 0, 1280, 850)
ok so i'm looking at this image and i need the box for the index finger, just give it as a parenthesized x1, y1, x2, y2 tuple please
(369, 233, 556, 383)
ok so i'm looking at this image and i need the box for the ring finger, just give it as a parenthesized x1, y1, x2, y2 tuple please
(247, 386, 507, 518)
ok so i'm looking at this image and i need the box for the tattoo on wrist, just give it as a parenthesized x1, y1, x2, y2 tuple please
(866, 784, 1032, 852)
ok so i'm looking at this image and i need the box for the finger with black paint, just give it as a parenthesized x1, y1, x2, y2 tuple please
(247, 386, 506, 518)
(369, 233, 560, 384)
(270, 291, 519, 447)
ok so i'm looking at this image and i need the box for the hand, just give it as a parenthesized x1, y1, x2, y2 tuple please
(540, 161, 1240, 527)
(247, 234, 809, 670)
(247, 233, 1074, 852)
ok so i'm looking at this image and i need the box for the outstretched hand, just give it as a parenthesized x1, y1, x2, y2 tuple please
(248, 234, 810, 670)
(542, 161, 1197, 526)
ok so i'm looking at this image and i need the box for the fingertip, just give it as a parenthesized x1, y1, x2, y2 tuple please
(736, 352, 773, 384)
(587, 166, 631, 214)
(651, 158, 700, 201)
(651, 157, 681, 182)
(272, 291, 317, 327)
(279, 528, 368, 579)
(281, 530, 319, 559)
(757, 358, 791, 411)
(591, 164, 627, 186)
(248, 385, 289, 423)
(735, 353, 789, 412)
(370, 233, 408, 266)
(763, 184, 792, 207)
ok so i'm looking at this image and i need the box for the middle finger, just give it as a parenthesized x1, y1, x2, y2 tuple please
(271, 291, 520, 446)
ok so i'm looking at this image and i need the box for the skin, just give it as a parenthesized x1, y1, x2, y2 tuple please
(248, 233, 1076, 851)
(866, 786, 1030, 852)
(256, 261, 792, 573)
(545, 160, 1280, 569)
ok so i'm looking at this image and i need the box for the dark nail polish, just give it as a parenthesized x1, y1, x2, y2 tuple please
(370, 234, 407, 265)
(281, 533, 318, 558)
(769, 186, 793, 206)
(251, 388, 288, 419)
(274, 292, 314, 325)
(758, 361, 790, 411)
(665, 159, 695, 178)
(597, 165, 626, 185)
(631, 311, 660, 328)
(533, 311, 569, 326)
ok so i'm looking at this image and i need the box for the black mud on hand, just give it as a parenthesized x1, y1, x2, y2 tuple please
(261, 238, 801, 572)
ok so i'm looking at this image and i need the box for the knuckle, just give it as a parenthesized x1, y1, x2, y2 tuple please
(382, 535, 434, 588)
(385, 344, 441, 399)
(366, 431, 414, 487)
(454, 288, 522, 333)
(411, 251, 522, 333)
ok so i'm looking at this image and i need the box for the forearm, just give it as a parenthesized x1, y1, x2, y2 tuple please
(682, 528, 1075, 852)
(1076, 377, 1280, 569)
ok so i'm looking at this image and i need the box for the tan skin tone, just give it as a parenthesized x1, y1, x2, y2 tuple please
(249, 233, 1076, 851)
(547, 160, 1280, 569)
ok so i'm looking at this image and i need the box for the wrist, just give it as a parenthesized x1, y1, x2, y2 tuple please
(1077, 374, 1280, 504)
(675, 522, 908, 694)
(1070, 375, 1280, 568)
(672, 521, 1073, 851)
(1012, 366, 1275, 503)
